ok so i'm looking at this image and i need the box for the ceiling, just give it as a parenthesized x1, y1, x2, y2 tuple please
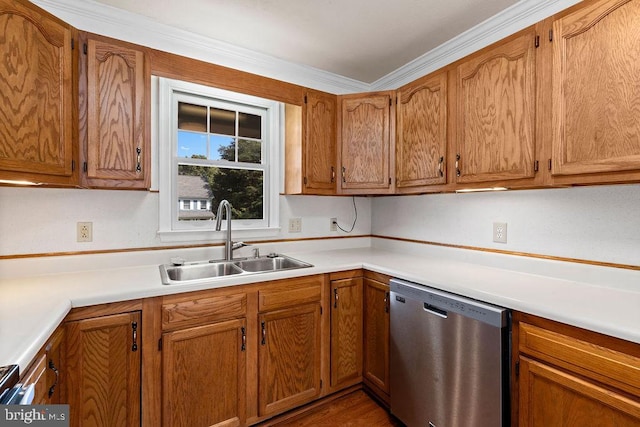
(90, 0, 518, 83)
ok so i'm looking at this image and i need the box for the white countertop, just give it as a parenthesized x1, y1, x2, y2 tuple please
(1, 239, 639, 373)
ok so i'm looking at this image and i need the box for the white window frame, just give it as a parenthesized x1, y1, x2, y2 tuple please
(156, 77, 282, 242)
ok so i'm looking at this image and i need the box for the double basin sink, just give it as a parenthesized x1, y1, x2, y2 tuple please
(159, 254, 313, 285)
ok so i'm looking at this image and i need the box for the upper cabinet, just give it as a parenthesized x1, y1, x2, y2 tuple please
(0, 0, 77, 186)
(304, 90, 337, 194)
(79, 33, 150, 189)
(549, 0, 640, 184)
(452, 28, 539, 187)
(396, 70, 448, 192)
(338, 91, 395, 194)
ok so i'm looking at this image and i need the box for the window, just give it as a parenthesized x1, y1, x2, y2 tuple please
(157, 78, 282, 241)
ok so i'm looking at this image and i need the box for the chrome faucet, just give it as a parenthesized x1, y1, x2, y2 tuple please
(214, 199, 246, 260)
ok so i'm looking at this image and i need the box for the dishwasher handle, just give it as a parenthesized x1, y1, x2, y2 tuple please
(423, 303, 447, 318)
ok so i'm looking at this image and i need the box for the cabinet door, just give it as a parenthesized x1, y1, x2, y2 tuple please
(0, 0, 75, 185)
(82, 35, 149, 188)
(45, 327, 65, 404)
(66, 311, 141, 427)
(330, 277, 363, 389)
(304, 90, 336, 194)
(339, 92, 394, 194)
(519, 356, 640, 426)
(258, 303, 321, 417)
(363, 278, 390, 400)
(162, 319, 246, 427)
(396, 71, 448, 191)
(551, 0, 640, 178)
(454, 30, 537, 184)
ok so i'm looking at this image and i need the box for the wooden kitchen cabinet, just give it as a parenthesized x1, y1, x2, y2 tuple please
(44, 327, 65, 404)
(0, 0, 77, 186)
(338, 91, 395, 194)
(549, 0, 640, 185)
(303, 90, 337, 194)
(79, 33, 150, 189)
(452, 27, 539, 188)
(257, 276, 323, 418)
(362, 272, 391, 405)
(65, 310, 141, 427)
(329, 274, 363, 391)
(160, 290, 248, 427)
(514, 312, 640, 427)
(396, 70, 449, 192)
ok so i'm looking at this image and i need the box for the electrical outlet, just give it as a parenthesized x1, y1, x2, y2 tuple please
(493, 222, 507, 243)
(288, 217, 302, 233)
(330, 217, 337, 232)
(77, 222, 93, 242)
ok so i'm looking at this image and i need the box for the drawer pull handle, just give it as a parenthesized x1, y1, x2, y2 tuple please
(48, 360, 59, 398)
(132, 321, 138, 352)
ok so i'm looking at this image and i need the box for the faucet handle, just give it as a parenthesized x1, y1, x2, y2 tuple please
(231, 241, 248, 251)
(252, 247, 260, 258)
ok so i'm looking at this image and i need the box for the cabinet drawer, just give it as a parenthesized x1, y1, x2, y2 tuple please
(162, 292, 247, 330)
(259, 275, 323, 312)
(519, 322, 640, 396)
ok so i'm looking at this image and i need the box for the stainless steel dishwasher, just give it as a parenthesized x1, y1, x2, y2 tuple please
(390, 278, 510, 427)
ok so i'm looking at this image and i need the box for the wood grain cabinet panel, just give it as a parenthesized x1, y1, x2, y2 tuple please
(363, 276, 390, 403)
(330, 277, 363, 390)
(80, 34, 149, 189)
(162, 319, 246, 427)
(338, 91, 394, 194)
(551, 0, 640, 180)
(396, 71, 448, 191)
(65, 311, 141, 427)
(454, 30, 537, 185)
(258, 303, 321, 417)
(0, 0, 76, 185)
(304, 90, 337, 194)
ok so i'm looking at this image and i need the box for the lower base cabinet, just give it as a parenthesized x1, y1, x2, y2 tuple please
(362, 272, 390, 404)
(162, 319, 247, 427)
(65, 310, 141, 427)
(515, 313, 640, 427)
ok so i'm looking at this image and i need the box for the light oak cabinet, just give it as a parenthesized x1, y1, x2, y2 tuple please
(303, 90, 337, 194)
(0, 0, 77, 186)
(79, 33, 150, 189)
(65, 310, 141, 427)
(362, 272, 391, 405)
(514, 312, 640, 427)
(257, 277, 322, 417)
(338, 91, 395, 194)
(452, 28, 539, 187)
(161, 291, 247, 427)
(329, 274, 363, 391)
(396, 71, 448, 192)
(549, 0, 640, 185)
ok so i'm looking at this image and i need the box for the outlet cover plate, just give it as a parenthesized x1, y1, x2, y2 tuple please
(77, 222, 93, 242)
(493, 222, 507, 243)
(288, 218, 302, 233)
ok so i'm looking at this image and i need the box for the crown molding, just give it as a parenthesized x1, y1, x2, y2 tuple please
(370, 0, 581, 90)
(31, 0, 370, 94)
(32, 0, 580, 94)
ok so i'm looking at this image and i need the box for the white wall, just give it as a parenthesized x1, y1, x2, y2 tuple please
(0, 187, 371, 257)
(371, 184, 640, 267)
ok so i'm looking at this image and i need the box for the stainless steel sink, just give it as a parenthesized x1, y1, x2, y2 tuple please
(233, 255, 312, 272)
(159, 254, 312, 285)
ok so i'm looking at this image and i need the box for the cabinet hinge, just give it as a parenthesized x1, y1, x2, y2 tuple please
(320, 306, 323, 315)
(71, 38, 74, 50)
(389, 177, 392, 185)
(303, 176, 307, 185)
(304, 95, 307, 104)
(534, 160, 539, 172)
(549, 29, 554, 42)
(548, 159, 552, 171)
(389, 97, 392, 107)
(515, 360, 520, 377)
(71, 160, 75, 172)
(83, 43, 88, 55)
(158, 338, 163, 351)
(320, 379, 323, 390)
(534, 35, 540, 48)
(83, 162, 88, 173)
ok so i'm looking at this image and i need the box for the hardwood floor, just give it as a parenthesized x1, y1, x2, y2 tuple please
(263, 390, 403, 427)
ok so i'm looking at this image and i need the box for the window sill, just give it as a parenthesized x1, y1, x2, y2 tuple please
(157, 227, 282, 243)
